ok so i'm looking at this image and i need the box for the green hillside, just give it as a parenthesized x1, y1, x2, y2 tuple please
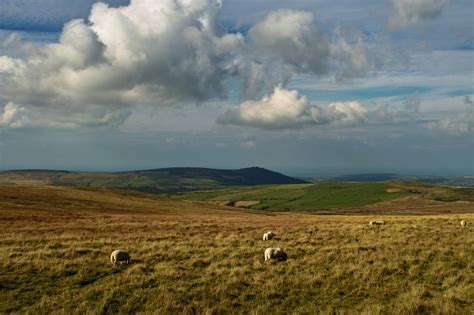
(173, 182, 407, 210)
(173, 181, 474, 211)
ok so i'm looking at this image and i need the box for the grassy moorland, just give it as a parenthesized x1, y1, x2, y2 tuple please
(1, 185, 473, 314)
(172, 181, 474, 212)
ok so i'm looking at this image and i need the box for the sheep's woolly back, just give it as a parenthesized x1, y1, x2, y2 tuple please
(263, 231, 276, 241)
(110, 249, 130, 264)
(369, 220, 384, 225)
(264, 247, 287, 262)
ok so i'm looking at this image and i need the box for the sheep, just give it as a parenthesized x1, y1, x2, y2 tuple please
(461, 220, 468, 228)
(264, 247, 288, 262)
(263, 231, 276, 241)
(369, 220, 385, 226)
(110, 249, 131, 265)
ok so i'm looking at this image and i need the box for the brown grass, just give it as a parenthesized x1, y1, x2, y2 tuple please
(1, 185, 473, 314)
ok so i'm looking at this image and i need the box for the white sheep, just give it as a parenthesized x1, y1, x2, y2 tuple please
(263, 231, 276, 241)
(110, 249, 131, 265)
(369, 220, 385, 226)
(461, 220, 468, 228)
(264, 247, 288, 262)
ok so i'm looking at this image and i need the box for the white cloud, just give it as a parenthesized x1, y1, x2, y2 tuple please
(218, 87, 315, 129)
(0, 55, 25, 75)
(242, 9, 372, 98)
(388, 0, 450, 29)
(0, 102, 24, 128)
(217, 85, 439, 130)
(0, 1, 374, 129)
(0, 0, 244, 128)
(0, 102, 131, 129)
(425, 111, 473, 134)
(248, 10, 329, 75)
(85, 0, 242, 102)
(217, 87, 370, 129)
(329, 35, 370, 79)
(328, 101, 368, 125)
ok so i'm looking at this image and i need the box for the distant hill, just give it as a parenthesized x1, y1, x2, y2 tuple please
(0, 167, 307, 193)
(174, 181, 474, 212)
(332, 173, 400, 182)
(303, 173, 474, 187)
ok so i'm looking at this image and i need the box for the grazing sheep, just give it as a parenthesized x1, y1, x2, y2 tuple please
(461, 220, 468, 228)
(263, 231, 276, 241)
(369, 220, 385, 226)
(264, 247, 288, 262)
(110, 249, 131, 265)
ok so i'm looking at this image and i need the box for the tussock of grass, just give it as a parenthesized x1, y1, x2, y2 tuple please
(0, 185, 473, 314)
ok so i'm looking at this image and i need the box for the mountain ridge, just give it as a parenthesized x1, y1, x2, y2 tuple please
(0, 167, 307, 193)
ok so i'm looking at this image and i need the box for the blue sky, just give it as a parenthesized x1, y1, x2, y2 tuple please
(0, 0, 472, 175)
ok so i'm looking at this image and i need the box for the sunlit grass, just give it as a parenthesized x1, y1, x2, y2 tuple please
(1, 185, 473, 314)
(173, 182, 474, 211)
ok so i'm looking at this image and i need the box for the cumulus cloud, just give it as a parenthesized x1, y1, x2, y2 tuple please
(423, 96, 473, 134)
(0, 0, 244, 128)
(329, 101, 368, 125)
(217, 86, 435, 130)
(218, 87, 315, 129)
(0, 102, 131, 129)
(217, 87, 369, 129)
(248, 10, 330, 75)
(242, 9, 372, 98)
(388, 0, 450, 29)
(0, 1, 374, 129)
(425, 112, 473, 134)
(2, 1, 240, 104)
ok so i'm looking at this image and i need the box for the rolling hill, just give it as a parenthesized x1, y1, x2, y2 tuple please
(0, 167, 306, 193)
(173, 181, 474, 212)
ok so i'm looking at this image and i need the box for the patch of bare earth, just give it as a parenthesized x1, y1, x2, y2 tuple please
(234, 200, 260, 207)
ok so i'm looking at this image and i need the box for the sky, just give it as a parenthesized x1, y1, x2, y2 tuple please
(0, 0, 473, 176)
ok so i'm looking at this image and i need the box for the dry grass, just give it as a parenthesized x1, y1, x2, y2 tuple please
(1, 185, 473, 314)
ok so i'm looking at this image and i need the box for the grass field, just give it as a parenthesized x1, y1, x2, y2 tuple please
(172, 182, 474, 212)
(1, 185, 473, 314)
